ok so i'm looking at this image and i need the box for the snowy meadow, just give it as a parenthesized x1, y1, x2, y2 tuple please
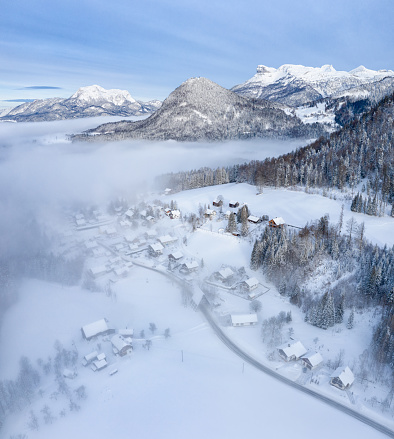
(0, 118, 393, 438)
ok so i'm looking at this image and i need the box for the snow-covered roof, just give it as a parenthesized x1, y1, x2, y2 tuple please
(331, 366, 354, 386)
(248, 215, 260, 222)
(81, 319, 109, 339)
(111, 334, 132, 352)
(169, 251, 183, 260)
(184, 261, 199, 270)
(229, 200, 238, 205)
(218, 267, 234, 279)
(83, 351, 98, 362)
(205, 208, 216, 215)
(145, 230, 158, 237)
(244, 277, 259, 288)
(279, 341, 307, 358)
(89, 266, 107, 276)
(231, 313, 258, 325)
(158, 235, 178, 244)
(149, 243, 164, 252)
(92, 358, 108, 370)
(272, 217, 285, 225)
(125, 209, 134, 217)
(118, 329, 134, 337)
(96, 353, 106, 361)
(303, 352, 323, 367)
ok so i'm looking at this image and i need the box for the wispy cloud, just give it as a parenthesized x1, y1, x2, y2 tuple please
(17, 86, 62, 90)
(3, 99, 36, 102)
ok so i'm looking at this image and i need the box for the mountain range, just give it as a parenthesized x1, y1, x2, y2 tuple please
(231, 64, 394, 107)
(0, 85, 162, 122)
(72, 77, 325, 142)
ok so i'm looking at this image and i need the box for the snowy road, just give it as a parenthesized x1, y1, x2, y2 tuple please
(200, 304, 394, 439)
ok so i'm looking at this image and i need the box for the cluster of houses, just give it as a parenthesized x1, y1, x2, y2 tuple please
(277, 340, 354, 390)
(80, 318, 134, 373)
(208, 266, 261, 300)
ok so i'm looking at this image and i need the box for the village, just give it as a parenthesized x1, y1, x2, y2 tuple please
(56, 187, 357, 399)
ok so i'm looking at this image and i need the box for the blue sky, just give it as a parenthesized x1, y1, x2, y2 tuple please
(1, 0, 394, 105)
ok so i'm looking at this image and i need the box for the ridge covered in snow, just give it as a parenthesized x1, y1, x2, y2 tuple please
(0, 85, 162, 122)
(232, 64, 394, 107)
(73, 77, 327, 142)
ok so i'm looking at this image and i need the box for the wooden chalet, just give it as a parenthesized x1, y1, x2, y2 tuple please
(330, 366, 354, 390)
(229, 201, 239, 208)
(241, 277, 259, 291)
(269, 217, 285, 227)
(213, 199, 223, 207)
(168, 251, 184, 262)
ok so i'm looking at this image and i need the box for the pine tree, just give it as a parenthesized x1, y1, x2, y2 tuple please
(335, 293, 345, 324)
(226, 212, 237, 234)
(347, 309, 354, 329)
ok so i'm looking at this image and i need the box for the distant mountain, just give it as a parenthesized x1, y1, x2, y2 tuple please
(0, 85, 162, 122)
(73, 77, 326, 142)
(232, 64, 394, 107)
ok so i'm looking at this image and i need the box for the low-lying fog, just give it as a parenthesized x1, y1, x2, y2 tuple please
(0, 116, 309, 215)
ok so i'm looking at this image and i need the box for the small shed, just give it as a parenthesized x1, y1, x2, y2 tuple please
(82, 350, 99, 366)
(229, 201, 239, 208)
(149, 242, 164, 256)
(230, 313, 258, 327)
(269, 217, 285, 227)
(301, 352, 323, 370)
(278, 341, 307, 362)
(330, 366, 354, 390)
(81, 319, 110, 340)
(213, 200, 223, 207)
(111, 335, 133, 357)
(91, 357, 108, 372)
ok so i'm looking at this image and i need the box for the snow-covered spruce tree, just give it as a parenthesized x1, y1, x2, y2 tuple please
(347, 309, 355, 329)
(226, 212, 237, 234)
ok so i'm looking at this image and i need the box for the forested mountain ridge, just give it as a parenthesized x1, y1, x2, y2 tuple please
(160, 91, 394, 208)
(72, 77, 327, 142)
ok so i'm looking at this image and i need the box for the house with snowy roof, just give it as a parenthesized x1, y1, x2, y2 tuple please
(168, 251, 184, 262)
(82, 351, 99, 366)
(330, 366, 354, 390)
(180, 260, 200, 274)
(158, 235, 178, 246)
(278, 341, 307, 362)
(204, 208, 216, 219)
(149, 242, 164, 256)
(269, 217, 286, 227)
(88, 265, 108, 279)
(213, 199, 223, 207)
(230, 313, 258, 327)
(247, 215, 261, 224)
(81, 319, 112, 340)
(216, 267, 234, 282)
(241, 277, 259, 291)
(91, 353, 108, 372)
(111, 334, 132, 357)
(301, 352, 323, 370)
(229, 201, 239, 208)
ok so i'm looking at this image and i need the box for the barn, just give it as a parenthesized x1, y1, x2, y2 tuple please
(81, 319, 112, 340)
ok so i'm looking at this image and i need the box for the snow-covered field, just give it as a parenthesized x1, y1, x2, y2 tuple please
(0, 271, 389, 439)
(0, 119, 393, 438)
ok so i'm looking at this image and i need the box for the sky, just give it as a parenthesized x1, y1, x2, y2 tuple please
(1, 0, 394, 106)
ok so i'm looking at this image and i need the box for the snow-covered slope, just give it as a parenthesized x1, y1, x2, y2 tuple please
(74, 77, 327, 142)
(0, 85, 162, 122)
(232, 64, 394, 107)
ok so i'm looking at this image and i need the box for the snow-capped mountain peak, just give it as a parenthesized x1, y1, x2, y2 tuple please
(232, 63, 394, 106)
(70, 85, 137, 106)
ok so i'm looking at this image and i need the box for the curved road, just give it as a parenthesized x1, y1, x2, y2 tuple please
(200, 304, 394, 438)
(131, 259, 393, 438)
